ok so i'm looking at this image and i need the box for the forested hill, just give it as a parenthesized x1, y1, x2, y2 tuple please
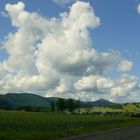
(0, 93, 117, 109)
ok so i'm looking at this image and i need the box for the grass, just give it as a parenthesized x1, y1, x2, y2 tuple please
(0, 110, 140, 140)
(78, 103, 140, 114)
(79, 107, 125, 113)
(122, 104, 140, 113)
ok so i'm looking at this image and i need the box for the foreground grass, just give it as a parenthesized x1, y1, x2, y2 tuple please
(0, 110, 140, 140)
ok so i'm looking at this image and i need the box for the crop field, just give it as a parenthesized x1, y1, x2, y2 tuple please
(0, 110, 140, 140)
(0, 111, 140, 140)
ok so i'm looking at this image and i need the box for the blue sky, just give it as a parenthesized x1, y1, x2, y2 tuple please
(0, 0, 140, 102)
(0, 0, 140, 77)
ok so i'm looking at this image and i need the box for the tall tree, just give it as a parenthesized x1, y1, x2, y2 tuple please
(57, 99, 65, 112)
(76, 100, 81, 113)
(50, 101, 55, 112)
(67, 99, 75, 113)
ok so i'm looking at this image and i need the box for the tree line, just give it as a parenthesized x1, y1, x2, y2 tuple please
(51, 98, 81, 113)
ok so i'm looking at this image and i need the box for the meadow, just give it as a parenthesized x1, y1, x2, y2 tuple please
(0, 110, 140, 140)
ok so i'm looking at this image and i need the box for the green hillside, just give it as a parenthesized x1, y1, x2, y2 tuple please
(0, 93, 140, 114)
(86, 99, 118, 107)
(0, 93, 118, 109)
(0, 93, 55, 108)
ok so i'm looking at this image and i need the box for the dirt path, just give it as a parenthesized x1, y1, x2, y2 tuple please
(59, 125, 140, 140)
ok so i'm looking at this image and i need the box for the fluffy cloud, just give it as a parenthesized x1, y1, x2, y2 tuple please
(0, 1, 139, 102)
(118, 60, 133, 73)
(75, 75, 113, 91)
(110, 74, 139, 102)
(74, 75, 114, 92)
(74, 74, 139, 103)
(137, 4, 140, 14)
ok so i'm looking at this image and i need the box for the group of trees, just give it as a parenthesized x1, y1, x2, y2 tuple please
(51, 99, 81, 113)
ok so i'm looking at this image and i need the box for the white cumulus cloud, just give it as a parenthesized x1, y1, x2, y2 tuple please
(74, 75, 114, 92)
(118, 60, 133, 73)
(137, 4, 140, 14)
(0, 1, 139, 102)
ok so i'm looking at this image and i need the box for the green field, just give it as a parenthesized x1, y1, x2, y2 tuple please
(75, 103, 140, 115)
(0, 110, 140, 140)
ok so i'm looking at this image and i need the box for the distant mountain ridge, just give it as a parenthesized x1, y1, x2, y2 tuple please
(87, 99, 117, 107)
(0, 93, 117, 109)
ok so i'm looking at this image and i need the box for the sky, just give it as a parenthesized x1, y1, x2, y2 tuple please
(0, 0, 140, 103)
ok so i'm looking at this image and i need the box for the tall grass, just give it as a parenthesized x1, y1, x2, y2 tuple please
(0, 110, 140, 140)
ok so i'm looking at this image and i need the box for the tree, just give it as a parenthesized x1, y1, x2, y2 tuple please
(76, 100, 81, 113)
(66, 99, 75, 113)
(57, 99, 65, 112)
(50, 101, 55, 112)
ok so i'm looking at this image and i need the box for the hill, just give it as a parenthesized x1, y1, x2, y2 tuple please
(0, 93, 117, 109)
(0, 93, 58, 108)
(87, 99, 118, 107)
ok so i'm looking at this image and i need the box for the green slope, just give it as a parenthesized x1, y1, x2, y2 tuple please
(0, 94, 12, 108)
(0, 93, 119, 109)
(0, 93, 55, 108)
(87, 99, 118, 107)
